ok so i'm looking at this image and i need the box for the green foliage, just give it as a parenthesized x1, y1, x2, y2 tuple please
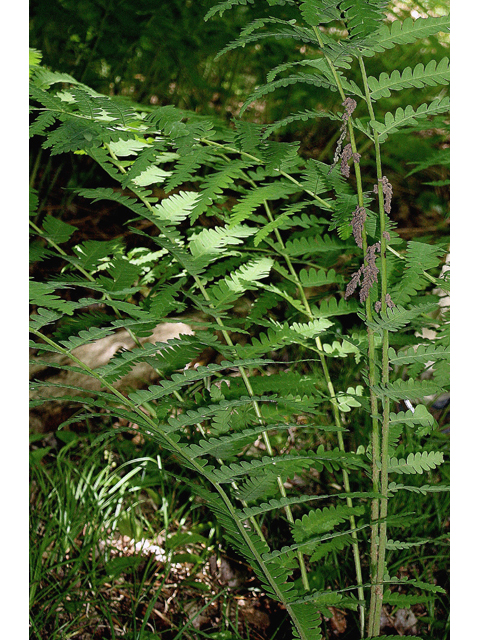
(30, 2, 449, 638)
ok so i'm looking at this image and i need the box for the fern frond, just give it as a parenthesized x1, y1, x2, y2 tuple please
(229, 182, 300, 226)
(299, 0, 342, 27)
(382, 590, 434, 607)
(389, 344, 449, 366)
(216, 26, 317, 61)
(290, 318, 334, 339)
(30, 67, 82, 89)
(29, 111, 57, 137)
(191, 159, 254, 221)
(370, 98, 450, 142)
(214, 15, 319, 58)
(368, 57, 449, 100)
(186, 423, 301, 461)
(322, 339, 360, 359)
(126, 161, 170, 190)
(164, 146, 216, 192)
(93, 338, 203, 385)
(388, 482, 449, 495)
(128, 360, 271, 406)
(204, 0, 255, 20)
(340, 0, 387, 41)
(388, 451, 444, 474)
(39, 215, 78, 245)
(372, 378, 443, 401)
(289, 602, 324, 640)
(253, 202, 309, 246)
(29, 381, 124, 408)
(385, 538, 428, 550)
(232, 330, 295, 359)
(310, 297, 360, 318)
(41, 115, 107, 155)
(188, 225, 256, 275)
(239, 74, 338, 118)
(209, 453, 317, 485)
(309, 533, 354, 562)
(298, 267, 344, 287)
(29, 282, 86, 316)
(238, 491, 375, 520)
(233, 119, 265, 157)
(389, 405, 436, 432)
(262, 139, 302, 173)
(152, 190, 200, 226)
(76, 187, 149, 220)
(293, 504, 365, 542)
(265, 522, 371, 561)
(30, 308, 63, 331)
(262, 109, 335, 138)
(29, 83, 67, 111)
(406, 147, 450, 178)
(210, 448, 363, 486)
(364, 303, 439, 333)
(284, 234, 355, 256)
(205, 257, 274, 309)
(391, 240, 447, 305)
(361, 15, 450, 57)
(267, 57, 335, 86)
(70, 237, 124, 270)
(56, 326, 118, 352)
(300, 158, 334, 196)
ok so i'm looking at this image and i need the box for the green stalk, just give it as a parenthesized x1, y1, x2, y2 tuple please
(310, 27, 387, 636)
(317, 57, 382, 617)
(357, 55, 391, 637)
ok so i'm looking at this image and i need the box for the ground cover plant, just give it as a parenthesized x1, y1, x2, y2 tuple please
(29, 1, 450, 638)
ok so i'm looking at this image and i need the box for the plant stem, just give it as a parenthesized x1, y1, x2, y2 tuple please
(358, 55, 392, 637)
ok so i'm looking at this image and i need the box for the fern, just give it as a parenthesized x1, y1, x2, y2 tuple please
(367, 57, 449, 100)
(239, 73, 340, 118)
(340, 0, 387, 42)
(371, 378, 444, 402)
(388, 451, 444, 475)
(30, 3, 449, 637)
(388, 343, 450, 367)
(229, 181, 300, 226)
(370, 97, 450, 142)
(363, 303, 439, 333)
(293, 504, 365, 541)
(361, 15, 450, 57)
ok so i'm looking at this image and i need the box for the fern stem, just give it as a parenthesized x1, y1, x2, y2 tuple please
(357, 55, 392, 638)
(311, 30, 384, 637)
(322, 57, 383, 610)
(387, 245, 441, 286)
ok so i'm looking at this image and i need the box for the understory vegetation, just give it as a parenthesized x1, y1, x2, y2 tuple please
(29, 1, 449, 638)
